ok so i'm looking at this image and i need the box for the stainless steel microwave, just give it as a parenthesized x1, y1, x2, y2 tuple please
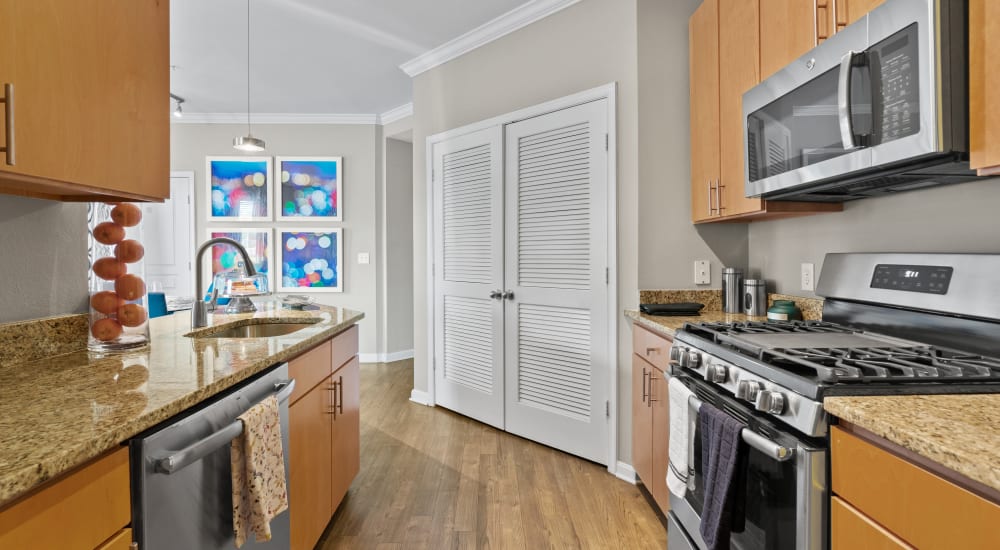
(742, 0, 975, 202)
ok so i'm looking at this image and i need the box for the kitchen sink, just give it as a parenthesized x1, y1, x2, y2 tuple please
(190, 322, 317, 338)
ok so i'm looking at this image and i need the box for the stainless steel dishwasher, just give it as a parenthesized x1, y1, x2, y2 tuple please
(129, 364, 295, 550)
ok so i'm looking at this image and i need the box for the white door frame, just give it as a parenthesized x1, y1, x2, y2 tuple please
(424, 82, 619, 473)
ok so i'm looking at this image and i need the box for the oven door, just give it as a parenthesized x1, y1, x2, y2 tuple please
(667, 377, 827, 550)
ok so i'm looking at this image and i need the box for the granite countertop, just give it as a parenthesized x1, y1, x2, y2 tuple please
(825, 395, 1000, 493)
(624, 309, 761, 337)
(0, 301, 364, 507)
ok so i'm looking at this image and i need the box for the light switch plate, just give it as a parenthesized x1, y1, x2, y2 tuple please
(694, 260, 711, 285)
(801, 262, 815, 291)
(358, 252, 370, 265)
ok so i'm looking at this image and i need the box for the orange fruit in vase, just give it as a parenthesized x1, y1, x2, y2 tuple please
(90, 291, 124, 315)
(110, 203, 142, 227)
(115, 274, 146, 300)
(114, 240, 145, 263)
(117, 304, 147, 327)
(93, 258, 126, 280)
(91, 318, 123, 341)
(93, 222, 125, 245)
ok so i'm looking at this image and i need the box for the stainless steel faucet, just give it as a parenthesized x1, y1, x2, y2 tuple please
(192, 237, 258, 328)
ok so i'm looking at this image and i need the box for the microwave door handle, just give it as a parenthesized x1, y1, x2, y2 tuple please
(838, 50, 858, 150)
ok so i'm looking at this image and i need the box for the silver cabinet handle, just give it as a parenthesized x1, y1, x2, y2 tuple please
(716, 180, 725, 212)
(1, 83, 13, 166)
(337, 374, 344, 416)
(155, 379, 296, 474)
(647, 372, 658, 406)
(707, 180, 715, 215)
(502, 290, 514, 300)
(641, 367, 648, 403)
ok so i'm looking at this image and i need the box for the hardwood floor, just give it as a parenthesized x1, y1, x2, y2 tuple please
(317, 360, 667, 550)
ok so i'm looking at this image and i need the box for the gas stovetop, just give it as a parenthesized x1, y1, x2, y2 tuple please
(681, 320, 1000, 386)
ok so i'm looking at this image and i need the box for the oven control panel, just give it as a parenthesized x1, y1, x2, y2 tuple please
(870, 263, 953, 294)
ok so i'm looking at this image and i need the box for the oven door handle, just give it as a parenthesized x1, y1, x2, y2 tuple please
(155, 379, 296, 475)
(688, 395, 794, 462)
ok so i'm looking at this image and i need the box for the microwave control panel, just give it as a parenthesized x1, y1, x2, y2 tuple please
(870, 264, 953, 294)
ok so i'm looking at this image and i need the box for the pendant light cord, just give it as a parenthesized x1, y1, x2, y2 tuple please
(246, 0, 251, 136)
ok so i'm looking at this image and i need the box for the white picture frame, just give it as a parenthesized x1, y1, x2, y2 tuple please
(276, 227, 344, 293)
(206, 156, 274, 221)
(274, 156, 343, 222)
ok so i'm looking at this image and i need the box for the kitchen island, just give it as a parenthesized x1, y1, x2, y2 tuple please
(0, 301, 364, 508)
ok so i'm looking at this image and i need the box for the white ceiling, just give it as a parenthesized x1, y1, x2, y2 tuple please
(170, 0, 528, 116)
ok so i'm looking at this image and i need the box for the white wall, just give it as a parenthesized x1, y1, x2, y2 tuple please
(0, 197, 88, 322)
(170, 123, 381, 353)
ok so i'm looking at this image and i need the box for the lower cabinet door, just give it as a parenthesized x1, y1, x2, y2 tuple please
(631, 355, 653, 487)
(96, 528, 134, 550)
(331, 357, 361, 511)
(290, 380, 334, 550)
(650, 366, 671, 512)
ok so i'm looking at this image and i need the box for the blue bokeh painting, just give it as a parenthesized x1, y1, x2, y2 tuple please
(278, 228, 343, 292)
(207, 157, 272, 220)
(276, 157, 342, 220)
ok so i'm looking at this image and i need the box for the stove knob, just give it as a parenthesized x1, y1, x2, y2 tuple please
(704, 364, 727, 383)
(755, 391, 786, 414)
(669, 346, 685, 363)
(687, 352, 702, 368)
(735, 380, 762, 402)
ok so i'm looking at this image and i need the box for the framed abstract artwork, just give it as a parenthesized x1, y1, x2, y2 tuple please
(277, 228, 343, 292)
(275, 156, 343, 221)
(206, 157, 273, 221)
(206, 228, 273, 293)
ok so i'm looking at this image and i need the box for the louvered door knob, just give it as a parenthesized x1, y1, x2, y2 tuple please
(489, 290, 503, 300)
(502, 290, 514, 300)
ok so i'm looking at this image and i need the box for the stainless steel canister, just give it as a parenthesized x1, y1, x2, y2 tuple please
(744, 279, 768, 316)
(722, 267, 744, 314)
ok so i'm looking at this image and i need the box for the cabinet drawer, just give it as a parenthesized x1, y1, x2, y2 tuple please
(331, 324, 359, 371)
(831, 426, 1000, 549)
(96, 528, 134, 550)
(831, 496, 912, 550)
(289, 340, 333, 404)
(632, 324, 672, 372)
(0, 447, 130, 550)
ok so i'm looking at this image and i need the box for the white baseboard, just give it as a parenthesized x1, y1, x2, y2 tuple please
(614, 461, 637, 484)
(409, 389, 433, 406)
(358, 349, 415, 363)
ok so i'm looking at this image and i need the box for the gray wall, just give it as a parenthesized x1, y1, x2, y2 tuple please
(170, 123, 381, 354)
(637, 0, 748, 289)
(749, 178, 1000, 295)
(385, 138, 414, 354)
(0, 197, 88, 322)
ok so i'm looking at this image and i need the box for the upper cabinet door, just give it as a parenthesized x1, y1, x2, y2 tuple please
(718, 0, 764, 217)
(759, 0, 817, 80)
(969, 0, 1000, 173)
(0, 0, 169, 201)
(689, 0, 721, 223)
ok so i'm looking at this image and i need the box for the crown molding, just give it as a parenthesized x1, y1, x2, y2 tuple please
(172, 112, 379, 125)
(399, 0, 580, 77)
(378, 103, 413, 125)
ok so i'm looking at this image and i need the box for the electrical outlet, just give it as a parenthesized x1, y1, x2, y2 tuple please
(694, 260, 711, 285)
(801, 262, 815, 291)
(358, 252, 370, 265)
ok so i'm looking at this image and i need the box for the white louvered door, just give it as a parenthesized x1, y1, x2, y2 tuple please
(502, 99, 609, 463)
(432, 127, 505, 428)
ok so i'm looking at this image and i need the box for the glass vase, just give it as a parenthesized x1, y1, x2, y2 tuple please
(88, 202, 150, 351)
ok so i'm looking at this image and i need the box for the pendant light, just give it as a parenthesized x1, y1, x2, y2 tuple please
(233, 0, 265, 151)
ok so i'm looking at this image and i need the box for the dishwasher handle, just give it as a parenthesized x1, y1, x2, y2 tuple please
(155, 379, 296, 475)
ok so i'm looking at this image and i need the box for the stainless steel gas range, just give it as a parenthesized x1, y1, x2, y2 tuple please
(666, 253, 1000, 550)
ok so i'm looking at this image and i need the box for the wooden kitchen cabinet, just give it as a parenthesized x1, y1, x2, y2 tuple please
(970, 0, 1000, 175)
(631, 324, 671, 513)
(688, 0, 841, 224)
(759, 0, 816, 79)
(0, 447, 131, 550)
(0, 0, 169, 202)
(818, 0, 885, 41)
(288, 327, 361, 550)
(831, 426, 1000, 550)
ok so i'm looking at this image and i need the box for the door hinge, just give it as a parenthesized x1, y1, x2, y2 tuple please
(187, 195, 191, 205)
(605, 267, 609, 284)
(606, 400, 610, 418)
(604, 134, 609, 151)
